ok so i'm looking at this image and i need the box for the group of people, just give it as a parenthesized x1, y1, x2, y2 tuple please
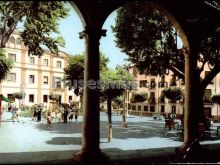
(32, 104, 43, 122)
(45, 105, 79, 128)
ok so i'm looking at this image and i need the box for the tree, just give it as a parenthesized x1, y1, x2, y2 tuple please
(133, 92, 148, 103)
(100, 66, 134, 142)
(113, 95, 123, 116)
(211, 94, 220, 121)
(112, 2, 220, 124)
(131, 92, 148, 116)
(163, 87, 183, 102)
(64, 52, 109, 108)
(13, 91, 25, 108)
(0, 48, 13, 81)
(162, 87, 183, 116)
(0, 1, 69, 56)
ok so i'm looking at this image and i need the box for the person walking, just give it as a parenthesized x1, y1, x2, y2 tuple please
(37, 105, 42, 122)
(75, 108, 79, 122)
(63, 106, 68, 123)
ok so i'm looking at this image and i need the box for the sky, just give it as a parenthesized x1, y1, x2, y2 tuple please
(54, 3, 183, 69)
(58, 6, 127, 69)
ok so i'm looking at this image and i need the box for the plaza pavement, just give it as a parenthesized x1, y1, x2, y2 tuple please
(0, 111, 220, 164)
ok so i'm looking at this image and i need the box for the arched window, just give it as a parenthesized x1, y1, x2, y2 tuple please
(9, 37, 15, 44)
(16, 38, 21, 45)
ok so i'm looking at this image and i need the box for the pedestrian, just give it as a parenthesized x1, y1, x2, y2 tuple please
(32, 109, 37, 122)
(37, 105, 42, 122)
(46, 111, 52, 128)
(63, 106, 68, 123)
(75, 108, 78, 122)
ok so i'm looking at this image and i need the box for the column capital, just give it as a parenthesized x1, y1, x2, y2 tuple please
(79, 27, 107, 39)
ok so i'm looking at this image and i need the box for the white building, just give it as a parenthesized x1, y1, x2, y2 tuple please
(127, 66, 220, 121)
(0, 30, 79, 109)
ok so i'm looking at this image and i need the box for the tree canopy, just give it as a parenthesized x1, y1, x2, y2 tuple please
(112, 4, 182, 77)
(162, 87, 183, 102)
(64, 52, 110, 96)
(0, 48, 13, 81)
(132, 92, 148, 103)
(100, 66, 134, 100)
(112, 2, 220, 121)
(0, 1, 69, 56)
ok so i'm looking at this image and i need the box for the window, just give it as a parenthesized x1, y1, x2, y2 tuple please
(69, 96, 72, 102)
(150, 78, 156, 89)
(43, 76, 48, 85)
(132, 105, 136, 110)
(56, 61, 61, 68)
(150, 106, 155, 112)
(9, 37, 15, 44)
(29, 75, 35, 84)
(159, 75, 167, 88)
(16, 38, 21, 45)
(159, 91, 165, 103)
(144, 106, 148, 111)
(161, 105, 165, 113)
(30, 57, 35, 64)
(133, 67, 138, 77)
(139, 80, 147, 88)
(54, 77, 62, 88)
(204, 89, 212, 102)
(138, 105, 141, 111)
(43, 95, 48, 103)
(29, 94, 34, 102)
(8, 53, 16, 62)
(7, 73, 16, 82)
(43, 59, 48, 66)
(149, 92, 155, 103)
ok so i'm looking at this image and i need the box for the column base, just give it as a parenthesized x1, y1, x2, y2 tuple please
(73, 149, 110, 164)
(175, 141, 207, 163)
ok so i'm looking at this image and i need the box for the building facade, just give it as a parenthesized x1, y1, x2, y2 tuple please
(0, 31, 79, 109)
(127, 66, 220, 121)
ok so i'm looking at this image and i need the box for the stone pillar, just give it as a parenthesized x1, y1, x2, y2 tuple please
(73, 27, 108, 163)
(181, 45, 201, 151)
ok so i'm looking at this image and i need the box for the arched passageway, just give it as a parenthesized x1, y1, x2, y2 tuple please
(69, 1, 220, 163)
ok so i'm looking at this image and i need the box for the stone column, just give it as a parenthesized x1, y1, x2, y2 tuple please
(181, 45, 200, 151)
(73, 27, 108, 163)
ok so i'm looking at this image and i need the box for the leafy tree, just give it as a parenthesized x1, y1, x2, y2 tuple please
(64, 52, 109, 108)
(133, 92, 148, 103)
(0, 49, 13, 81)
(112, 3, 220, 122)
(113, 95, 124, 115)
(162, 87, 183, 116)
(13, 91, 25, 108)
(101, 66, 134, 142)
(0, 1, 69, 56)
(162, 87, 183, 102)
